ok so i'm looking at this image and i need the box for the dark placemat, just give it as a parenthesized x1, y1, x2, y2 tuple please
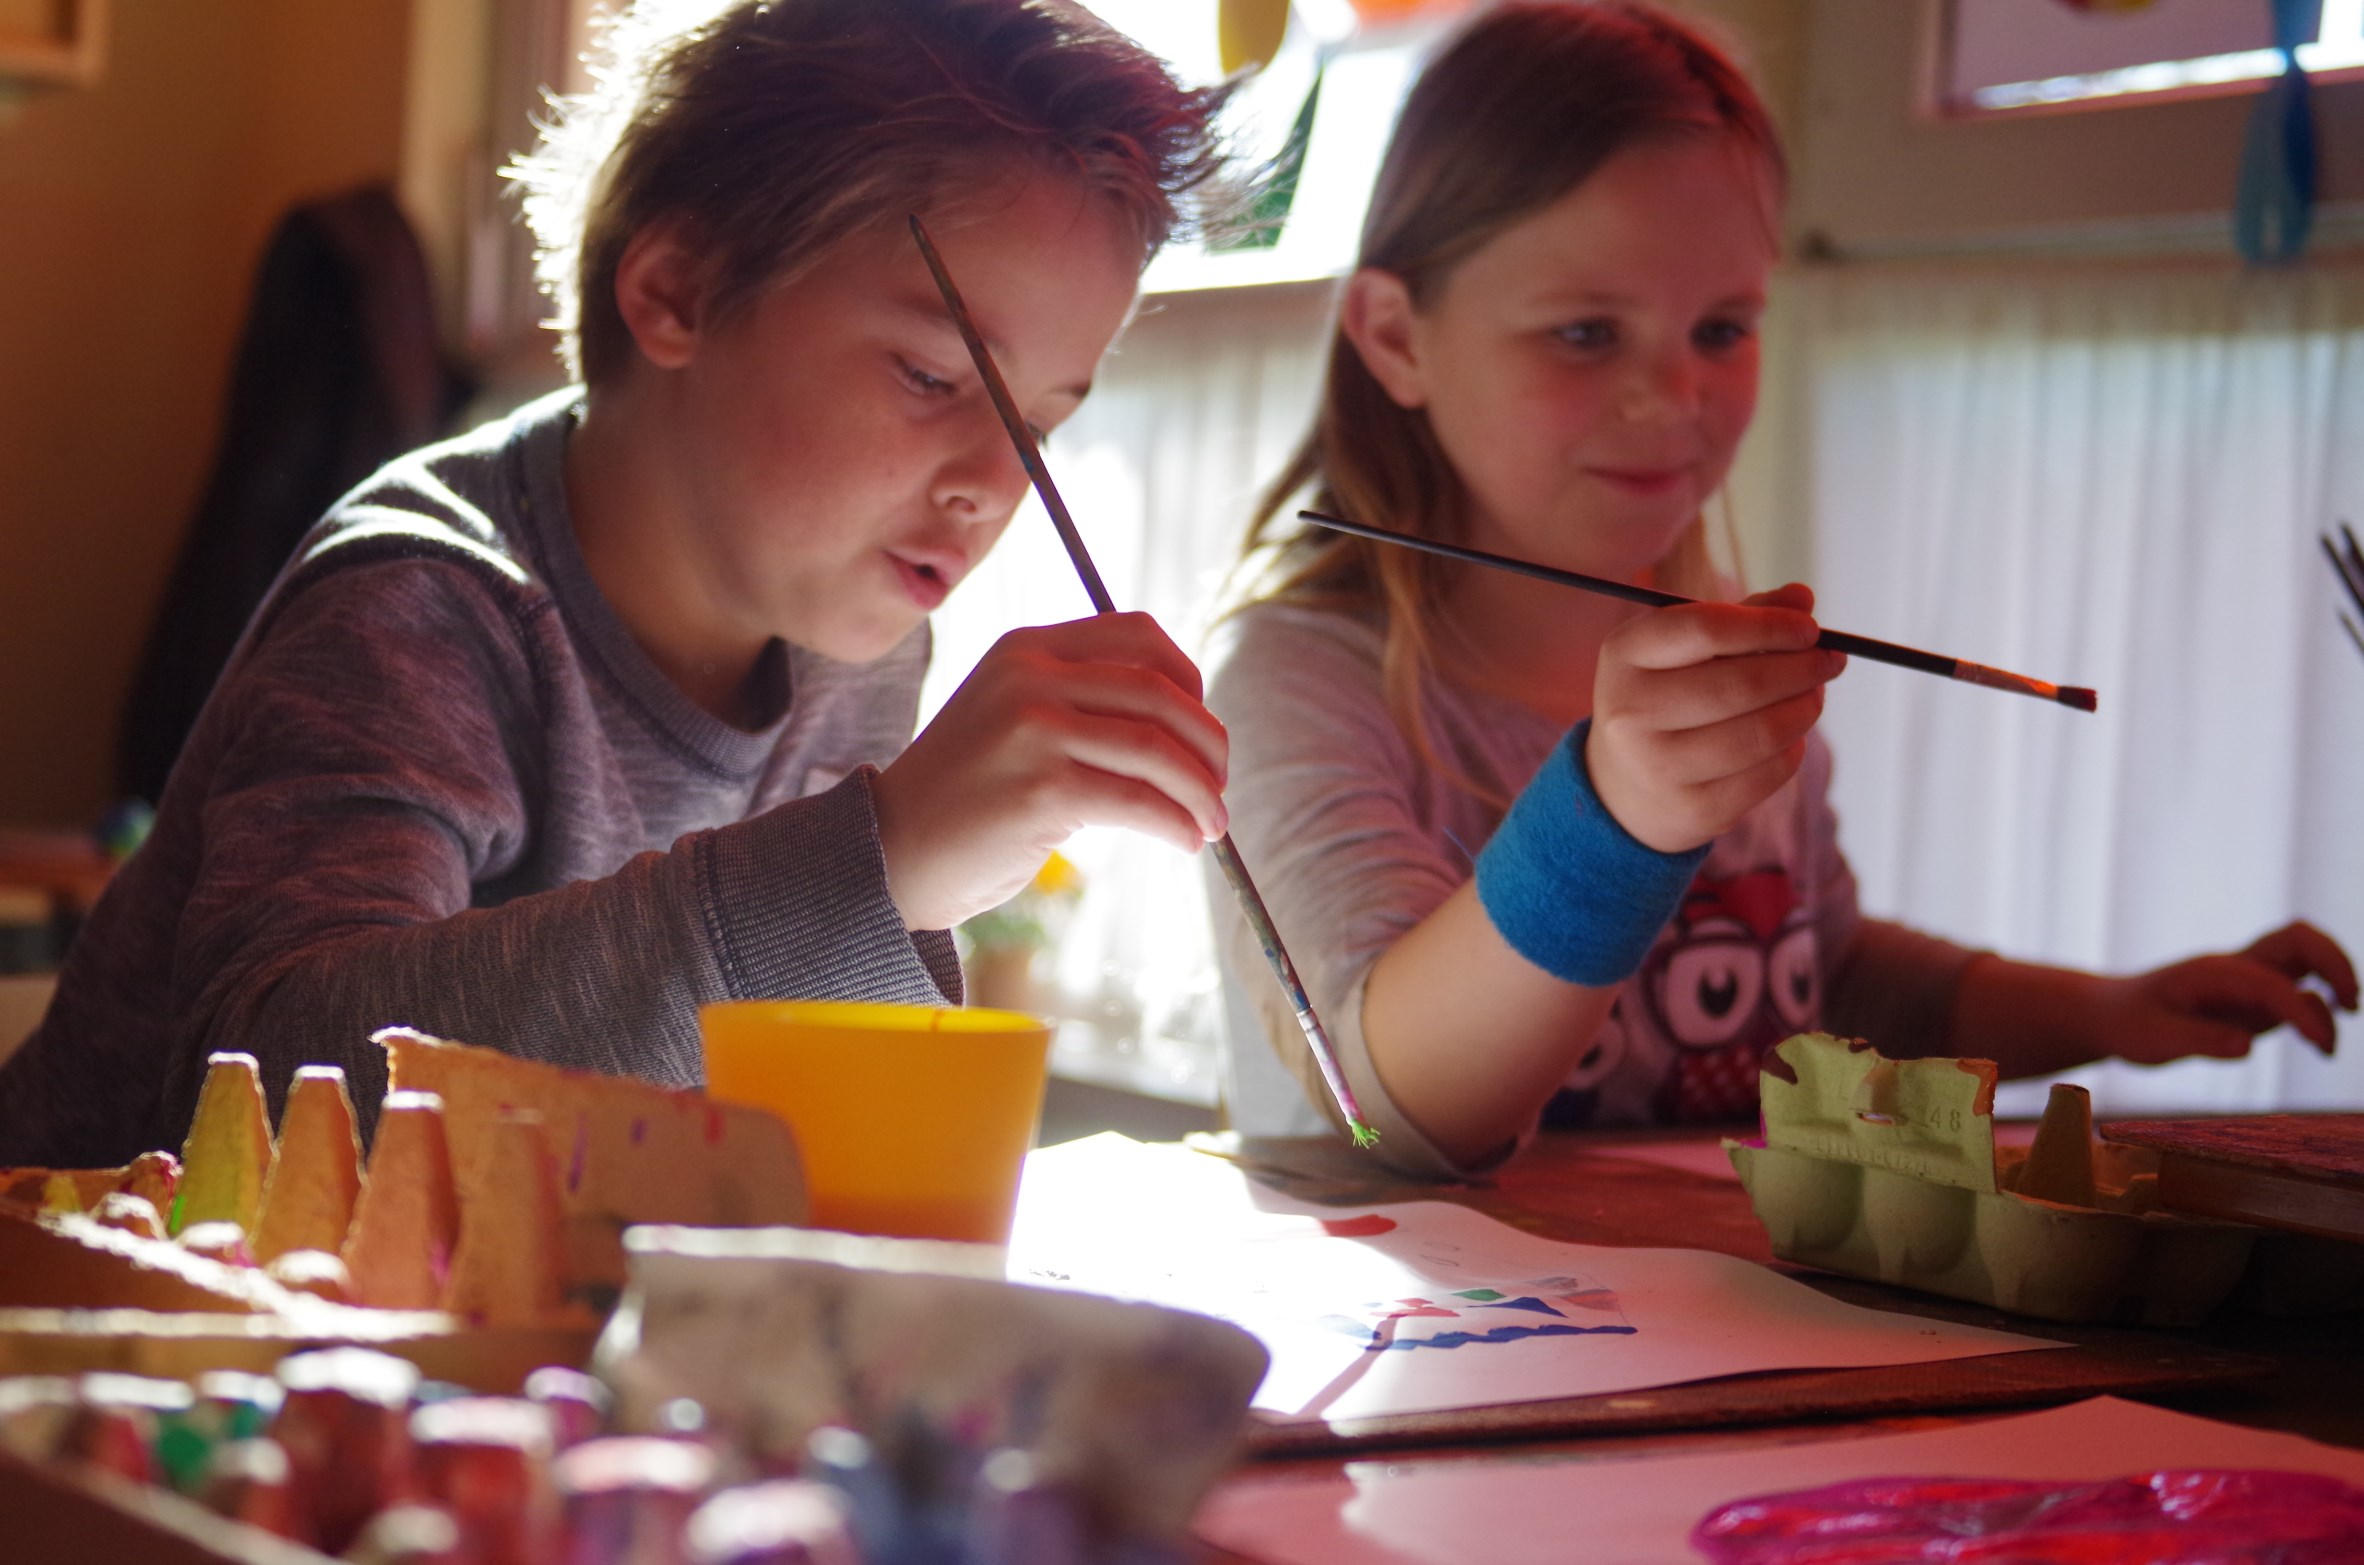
(2105, 1116, 2364, 1186)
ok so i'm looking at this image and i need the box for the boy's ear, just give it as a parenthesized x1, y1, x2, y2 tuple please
(612, 221, 711, 372)
(1339, 268, 1427, 410)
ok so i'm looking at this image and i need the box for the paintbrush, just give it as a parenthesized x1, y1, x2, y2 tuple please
(909, 215, 1379, 1149)
(1300, 510, 2099, 713)
(2320, 521, 2364, 663)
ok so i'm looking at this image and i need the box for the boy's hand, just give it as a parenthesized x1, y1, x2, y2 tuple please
(872, 613, 1228, 932)
(1585, 583, 1846, 855)
(2094, 920, 2360, 1064)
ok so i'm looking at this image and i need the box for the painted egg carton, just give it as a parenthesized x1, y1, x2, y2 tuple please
(1724, 1034, 2257, 1326)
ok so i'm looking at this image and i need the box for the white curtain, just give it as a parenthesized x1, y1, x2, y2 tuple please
(920, 284, 1334, 1093)
(1790, 256, 2364, 1115)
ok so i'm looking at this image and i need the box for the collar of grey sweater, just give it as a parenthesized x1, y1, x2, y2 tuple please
(510, 389, 797, 780)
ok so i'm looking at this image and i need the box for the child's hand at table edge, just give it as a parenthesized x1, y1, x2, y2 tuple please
(872, 612, 1228, 932)
(1585, 582, 1848, 856)
(2094, 920, 2360, 1064)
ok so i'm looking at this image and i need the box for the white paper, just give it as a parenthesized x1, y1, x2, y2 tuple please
(1008, 1136, 2050, 1423)
(1195, 1395, 2364, 1565)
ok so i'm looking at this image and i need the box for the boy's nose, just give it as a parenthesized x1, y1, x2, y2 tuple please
(931, 413, 1033, 521)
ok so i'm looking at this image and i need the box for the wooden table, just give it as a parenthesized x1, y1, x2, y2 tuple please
(0, 828, 115, 979)
(1191, 1125, 2364, 1561)
(0, 827, 115, 917)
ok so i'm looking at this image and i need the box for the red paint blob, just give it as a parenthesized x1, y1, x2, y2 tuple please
(1695, 1470, 2364, 1563)
(1319, 1214, 1398, 1239)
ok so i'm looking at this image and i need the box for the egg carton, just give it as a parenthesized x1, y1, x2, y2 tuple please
(1724, 1034, 2257, 1326)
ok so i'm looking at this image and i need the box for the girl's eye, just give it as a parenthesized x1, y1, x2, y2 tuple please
(1694, 318, 1756, 353)
(1556, 318, 1618, 351)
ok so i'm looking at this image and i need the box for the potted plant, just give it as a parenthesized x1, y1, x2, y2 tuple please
(957, 851, 1084, 1014)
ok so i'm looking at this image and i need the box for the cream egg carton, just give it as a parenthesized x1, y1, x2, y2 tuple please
(0, 1029, 809, 1388)
(1724, 1033, 2257, 1326)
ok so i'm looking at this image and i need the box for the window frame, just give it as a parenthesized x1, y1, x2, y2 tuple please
(1928, 0, 2364, 123)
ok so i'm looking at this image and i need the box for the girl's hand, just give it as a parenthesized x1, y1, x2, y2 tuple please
(2091, 920, 2359, 1065)
(1584, 583, 1847, 854)
(872, 613, 1228, 931)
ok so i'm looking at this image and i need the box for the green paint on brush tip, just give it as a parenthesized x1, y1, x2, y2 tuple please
(1350, 1120, 1382, 1150)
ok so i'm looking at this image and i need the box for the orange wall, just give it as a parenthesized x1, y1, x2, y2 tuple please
(0, 0, 413, 827)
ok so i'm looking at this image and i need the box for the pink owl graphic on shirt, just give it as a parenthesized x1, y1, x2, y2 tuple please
(1637, 867, 1819, 1123)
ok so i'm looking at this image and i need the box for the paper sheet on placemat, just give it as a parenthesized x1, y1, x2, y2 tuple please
(1007, 1135, 2051, 1423)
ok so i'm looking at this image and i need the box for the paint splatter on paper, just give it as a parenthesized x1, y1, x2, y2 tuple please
(1319, 1276, 1638, 1350)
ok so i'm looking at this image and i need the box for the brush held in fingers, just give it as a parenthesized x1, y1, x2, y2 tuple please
(910, 214, 1378, 1147)
(2320, 523, 2364, 662)
(1299, 509, 2098, 714)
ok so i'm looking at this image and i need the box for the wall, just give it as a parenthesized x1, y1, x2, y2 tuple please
(0, 0, 413, 828)
(1673, 0, 1810, 130)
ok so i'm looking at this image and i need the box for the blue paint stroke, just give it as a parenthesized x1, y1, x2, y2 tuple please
(1380, 1333, 1635, 1352)
(1334, 1322, 1638, 1351)
(1473, 1296, 1565, 1318)
(1315, 1314, 1385, 1340)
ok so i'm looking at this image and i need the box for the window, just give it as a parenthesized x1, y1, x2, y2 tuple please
(1940, 0, 2363, 116)
(1084, 0, 1447, 293)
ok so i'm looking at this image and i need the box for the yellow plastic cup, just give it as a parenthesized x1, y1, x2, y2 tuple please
(699, 1000, 1052, 1244)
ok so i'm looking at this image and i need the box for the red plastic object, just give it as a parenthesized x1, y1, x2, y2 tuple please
(1692, 1470, 2364, 1563)
(1347, 0, 1474, 17)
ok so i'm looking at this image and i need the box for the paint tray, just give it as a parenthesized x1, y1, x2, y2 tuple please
(1724, 1034, 2256, 1326)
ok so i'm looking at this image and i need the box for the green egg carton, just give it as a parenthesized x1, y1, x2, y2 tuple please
(1724, 1033, 2258, 1327)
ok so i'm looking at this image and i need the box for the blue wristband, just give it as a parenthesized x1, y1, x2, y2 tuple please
(1475, 720, 1708, 986)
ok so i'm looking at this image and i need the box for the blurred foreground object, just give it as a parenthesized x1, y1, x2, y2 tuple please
(598, 1224, 1267, 1555)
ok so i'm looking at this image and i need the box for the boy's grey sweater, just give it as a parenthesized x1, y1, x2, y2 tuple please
(0, 391, 960, 1166)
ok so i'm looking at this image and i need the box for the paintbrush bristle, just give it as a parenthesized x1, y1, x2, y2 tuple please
(2058, 687, 2099, 713)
